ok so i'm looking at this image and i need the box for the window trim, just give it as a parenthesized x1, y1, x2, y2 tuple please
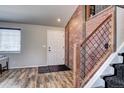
(0, 27, 21, 30)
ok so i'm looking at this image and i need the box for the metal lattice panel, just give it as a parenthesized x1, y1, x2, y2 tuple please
(80, 17, 112, 80)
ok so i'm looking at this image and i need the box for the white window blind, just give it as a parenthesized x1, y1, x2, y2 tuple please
(0, 28, 21, 52)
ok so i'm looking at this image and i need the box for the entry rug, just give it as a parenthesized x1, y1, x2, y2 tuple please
(38, 65, 70, 74)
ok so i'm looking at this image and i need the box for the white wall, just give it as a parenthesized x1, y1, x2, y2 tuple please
(116, 7, 124, 49)
(0, 22, 64, 69)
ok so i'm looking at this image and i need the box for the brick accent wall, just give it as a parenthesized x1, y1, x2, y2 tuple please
(65, 6, 113, 70)
(65, 6, 84, 69)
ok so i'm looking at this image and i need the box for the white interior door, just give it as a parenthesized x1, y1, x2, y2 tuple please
(47, 30, 65, 66)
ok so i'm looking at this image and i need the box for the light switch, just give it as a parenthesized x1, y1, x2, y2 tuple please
(42, 45, 46, 48)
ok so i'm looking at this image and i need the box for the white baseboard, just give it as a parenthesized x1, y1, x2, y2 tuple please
(9, 64, 47, 69)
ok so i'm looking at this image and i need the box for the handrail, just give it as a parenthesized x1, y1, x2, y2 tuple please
(73, 11, 113, 87)
(81, 14, 112, 46)
(79, 13, 113, 87)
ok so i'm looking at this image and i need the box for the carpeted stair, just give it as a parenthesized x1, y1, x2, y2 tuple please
(103, 53, 124, 88)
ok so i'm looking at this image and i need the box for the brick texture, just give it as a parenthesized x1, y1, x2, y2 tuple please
(65, 6, 113, 70)
(65, 6, 83, 69)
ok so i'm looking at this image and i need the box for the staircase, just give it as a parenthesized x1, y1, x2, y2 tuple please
(103, 53, 124, 88)
(82, 6, 124, 88)
(73, 6, 124, 88)
(73, 6, 115, 88)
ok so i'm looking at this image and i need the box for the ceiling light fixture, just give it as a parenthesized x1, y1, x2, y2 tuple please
(57, 18, 61, 22)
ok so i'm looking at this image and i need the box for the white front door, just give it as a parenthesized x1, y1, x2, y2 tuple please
(47, 30, 65, 66)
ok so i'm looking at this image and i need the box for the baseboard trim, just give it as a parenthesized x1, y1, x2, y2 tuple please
(9, 64, 48, 69)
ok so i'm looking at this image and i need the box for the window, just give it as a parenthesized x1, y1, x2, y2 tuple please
(0, 28, 21, 52)
(86, 5, 110, 20)
(90, 5, 95, 16)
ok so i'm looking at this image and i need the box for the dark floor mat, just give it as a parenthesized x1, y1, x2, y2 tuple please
(38, 65, 70, 74)
(38, 66, 50, 73)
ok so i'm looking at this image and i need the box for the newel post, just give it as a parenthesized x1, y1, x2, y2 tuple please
(112, 6, 116, 52)
(73, 43, 81, 88)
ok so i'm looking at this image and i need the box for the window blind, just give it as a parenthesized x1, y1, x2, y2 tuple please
(0, 28, 21, 52)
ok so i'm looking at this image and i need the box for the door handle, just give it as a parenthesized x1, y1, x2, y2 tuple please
(48, 47, 51, 51)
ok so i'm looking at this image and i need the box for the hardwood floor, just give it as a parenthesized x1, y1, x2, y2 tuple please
(0, 68, 73, 88)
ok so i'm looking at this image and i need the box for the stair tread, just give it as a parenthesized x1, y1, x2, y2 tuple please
(118, 53, 124, 56)
(103, 53, 124, 88)
(95, 86, 105, 88)
(113, 63, 124, 66)
(113, 64, 124, 75)
(112, 64, 124, 71)
(105, 76, 124, 87)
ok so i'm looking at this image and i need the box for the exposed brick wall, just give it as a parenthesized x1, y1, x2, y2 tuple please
(86, 7, 113, 36)
(65, 6, 113, 70)
(65, 6, 84, 69)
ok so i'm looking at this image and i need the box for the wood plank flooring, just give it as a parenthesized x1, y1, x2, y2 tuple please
(0, 68, 73, 88)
